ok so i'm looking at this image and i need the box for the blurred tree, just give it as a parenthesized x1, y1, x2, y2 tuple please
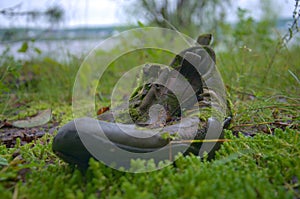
(123, 0, 232, 36)
(44, 5, 65, 24)
(0, 4, 64, 42)
(0, 4, 64, 25)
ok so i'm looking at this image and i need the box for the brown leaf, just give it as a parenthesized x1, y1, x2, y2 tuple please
(97, 106, 110, 115)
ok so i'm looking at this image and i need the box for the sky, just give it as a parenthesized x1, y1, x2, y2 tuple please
(0, 0, 296, 27)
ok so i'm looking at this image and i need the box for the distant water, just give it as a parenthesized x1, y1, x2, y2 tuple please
(1, 17, 299, 62)
(0, 38, 106, 61)
(2, 35, 298, 62)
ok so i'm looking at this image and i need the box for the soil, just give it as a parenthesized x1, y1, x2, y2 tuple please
(0, 121, 59, 148)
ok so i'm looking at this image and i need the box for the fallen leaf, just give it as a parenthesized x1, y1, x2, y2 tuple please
(12, 109, 52, 128)
(97, 106, 110, 115)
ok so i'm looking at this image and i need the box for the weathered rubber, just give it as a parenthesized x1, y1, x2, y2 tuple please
(53, 117, 202, 166)
(52, 116, 225, 166)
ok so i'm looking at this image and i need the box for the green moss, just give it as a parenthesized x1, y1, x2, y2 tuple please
(0, 128, 298, 198)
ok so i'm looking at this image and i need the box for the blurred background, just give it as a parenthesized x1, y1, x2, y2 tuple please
(0, 0, 297, 60)
(0, 0, 299, 106)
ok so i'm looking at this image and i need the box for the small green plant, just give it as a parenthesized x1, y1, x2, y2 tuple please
(161, 132, 180, 140)
(0, 48, 22, 93)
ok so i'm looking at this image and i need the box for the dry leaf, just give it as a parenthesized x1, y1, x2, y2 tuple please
(97, 106, 110, 115)
(12, 109, 52, 128)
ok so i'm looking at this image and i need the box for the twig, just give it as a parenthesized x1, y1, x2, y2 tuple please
(230, 120, 298, 129)
(171, 139, 231, 144)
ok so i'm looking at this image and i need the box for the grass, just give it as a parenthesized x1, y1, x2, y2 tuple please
(0, 28, 299, 198)
(0, 128, 299, 198)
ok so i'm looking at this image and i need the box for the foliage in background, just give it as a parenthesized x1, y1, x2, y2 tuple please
(216, 0, 299, 94)
(0, 3, 65, 44)
(283, 0, 300, 45)
(123, 0, 232, 36)
(0, 3, 64, 25)
(0, 42, 79, 119)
